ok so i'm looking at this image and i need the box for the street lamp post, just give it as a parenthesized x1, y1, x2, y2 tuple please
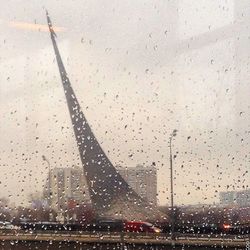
(42, 155, 51, 213)
(169, 129, 177, 241)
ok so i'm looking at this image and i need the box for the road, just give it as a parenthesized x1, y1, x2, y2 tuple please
(0, 230, 249, 248)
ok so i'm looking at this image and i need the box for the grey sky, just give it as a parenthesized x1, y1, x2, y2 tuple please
(0, 0, 249, 207)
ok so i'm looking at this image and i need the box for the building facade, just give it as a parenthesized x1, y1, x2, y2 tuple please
(44, 166, 90, 212)
(219, 189, 250, 207)
(117, 165, 157, 206)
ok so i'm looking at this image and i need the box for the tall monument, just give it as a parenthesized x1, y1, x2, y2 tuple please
(46, 11, 163, 220)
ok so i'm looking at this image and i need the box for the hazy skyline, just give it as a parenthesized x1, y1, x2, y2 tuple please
(0, 0, 249, 207)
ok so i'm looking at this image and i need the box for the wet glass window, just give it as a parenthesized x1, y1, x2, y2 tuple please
(0, 1, 249, 249)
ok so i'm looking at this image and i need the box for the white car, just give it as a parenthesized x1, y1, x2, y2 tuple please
(0, 221, 19, 230)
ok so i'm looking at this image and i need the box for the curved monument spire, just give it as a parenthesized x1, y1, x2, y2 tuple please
(45, 10, 162, 220)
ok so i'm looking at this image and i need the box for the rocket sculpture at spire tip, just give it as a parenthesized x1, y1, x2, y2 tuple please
(46, 9, 57, 38)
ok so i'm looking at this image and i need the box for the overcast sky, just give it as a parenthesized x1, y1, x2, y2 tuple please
(0, 0, 249, 207)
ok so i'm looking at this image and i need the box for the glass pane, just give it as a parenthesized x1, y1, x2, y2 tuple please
(0, 1, 249, 249)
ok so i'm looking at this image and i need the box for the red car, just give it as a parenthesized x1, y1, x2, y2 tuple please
(124, 221, 161, 233)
